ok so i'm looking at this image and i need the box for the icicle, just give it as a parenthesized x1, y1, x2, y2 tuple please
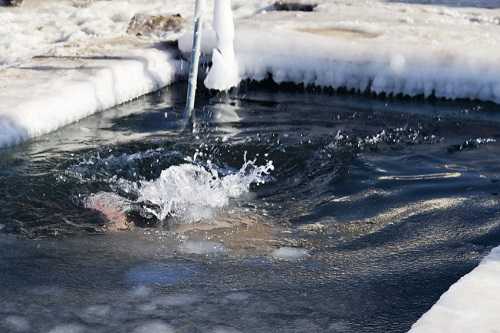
(204, 0, 240, 91)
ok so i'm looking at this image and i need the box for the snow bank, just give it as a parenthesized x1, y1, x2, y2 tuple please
(178, 0, 500, 103)
(3, 0, 500, 147)
(0, 0, 269, 147)
(409, 246, 500, 333)
(0, 0, 270, 69)
(0, 47, 182, 148)
(180, 27, 500, 103)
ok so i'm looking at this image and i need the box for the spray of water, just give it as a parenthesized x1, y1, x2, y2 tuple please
(135, 154, 274, 223)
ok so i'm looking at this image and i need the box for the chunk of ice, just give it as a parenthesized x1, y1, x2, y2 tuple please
(204, 0, 240, 91)
(272, 247, 308, 260)
(179, 240, 226, 255)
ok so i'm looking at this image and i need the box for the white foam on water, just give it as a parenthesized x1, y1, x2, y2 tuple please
(224, 292, 251, 302)
(78, 305, 112, 325)
(48, 324, 86, 333)
(2, 316, 30, 332)
(29, 285, 64, 297)
(83, 305, 111, 318)
(272, 247, 309, 261)
(135, 157, 274, 223)
(132, 320, 175, 333)
(328, 321, 351, 332)
(129, 285, 153, 299)
(138, 294, 202, 312)
(179, 240, 226, 255)
(150, 294, 201, 307)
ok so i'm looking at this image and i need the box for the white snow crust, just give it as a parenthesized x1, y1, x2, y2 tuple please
(0, 0, 268, 69)
(0, 0, 268, 147)
(179, 0, 500, 103)
(0, 47, 181, 147)
(3, 0, 500, 145)
(409, 247, 500, 333)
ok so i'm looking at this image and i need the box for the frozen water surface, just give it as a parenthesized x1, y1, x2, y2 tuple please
(1, 83, 500, 332)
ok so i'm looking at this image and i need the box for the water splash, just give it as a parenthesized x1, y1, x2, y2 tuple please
(134, 155, 274, 223)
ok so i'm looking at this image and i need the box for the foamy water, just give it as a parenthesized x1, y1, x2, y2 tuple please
(123, 156, 273, 223)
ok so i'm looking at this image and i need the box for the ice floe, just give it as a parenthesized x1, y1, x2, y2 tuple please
(272, 247, 309, 260)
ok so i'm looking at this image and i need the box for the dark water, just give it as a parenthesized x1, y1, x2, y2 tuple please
(1, 82, 500, 333)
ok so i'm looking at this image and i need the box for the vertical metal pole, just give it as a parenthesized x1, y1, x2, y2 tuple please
(185, 0, 205, 117)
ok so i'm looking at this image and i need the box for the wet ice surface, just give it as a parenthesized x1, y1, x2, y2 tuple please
(2, 82, 500, 332)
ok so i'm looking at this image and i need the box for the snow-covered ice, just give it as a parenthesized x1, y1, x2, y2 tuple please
(0, 0, 267, 148)
(409, 246, 500, 333)
(0, 0, 267, 69)
(0, 46, 181, 148)
(180, 0, 500, 103)
(3, 0, 500, 147)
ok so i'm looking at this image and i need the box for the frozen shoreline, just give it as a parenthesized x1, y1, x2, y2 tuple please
(180, 25, 500, 104)
(409, 247, 500, 332)
(2, 0, 500, 148)
(0, 45, 183, 148)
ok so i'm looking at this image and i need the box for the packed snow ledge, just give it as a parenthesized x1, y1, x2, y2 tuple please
(409, 247, 500, 333)
(180, 2, 500, 104)
(0, 43, 182, 148)
(2, 0, 500, 148)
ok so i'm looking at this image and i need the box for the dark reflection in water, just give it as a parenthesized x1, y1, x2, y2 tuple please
(1, 82, 500, 333)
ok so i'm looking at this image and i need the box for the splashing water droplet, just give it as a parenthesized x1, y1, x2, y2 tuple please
(133, 157, 274, 223)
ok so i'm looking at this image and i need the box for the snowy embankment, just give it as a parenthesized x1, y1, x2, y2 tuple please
(0, 47, 182, 147)
(181, 0, 500, 104)
(0, 0, 191, 148)
(409, 247, 500, 332)
(180, 27, 500, 103)
(2, 0, 500, 148)
(0, 0, 267, 148)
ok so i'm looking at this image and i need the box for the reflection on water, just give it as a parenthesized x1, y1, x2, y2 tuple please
(1, 82, 500, 332)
